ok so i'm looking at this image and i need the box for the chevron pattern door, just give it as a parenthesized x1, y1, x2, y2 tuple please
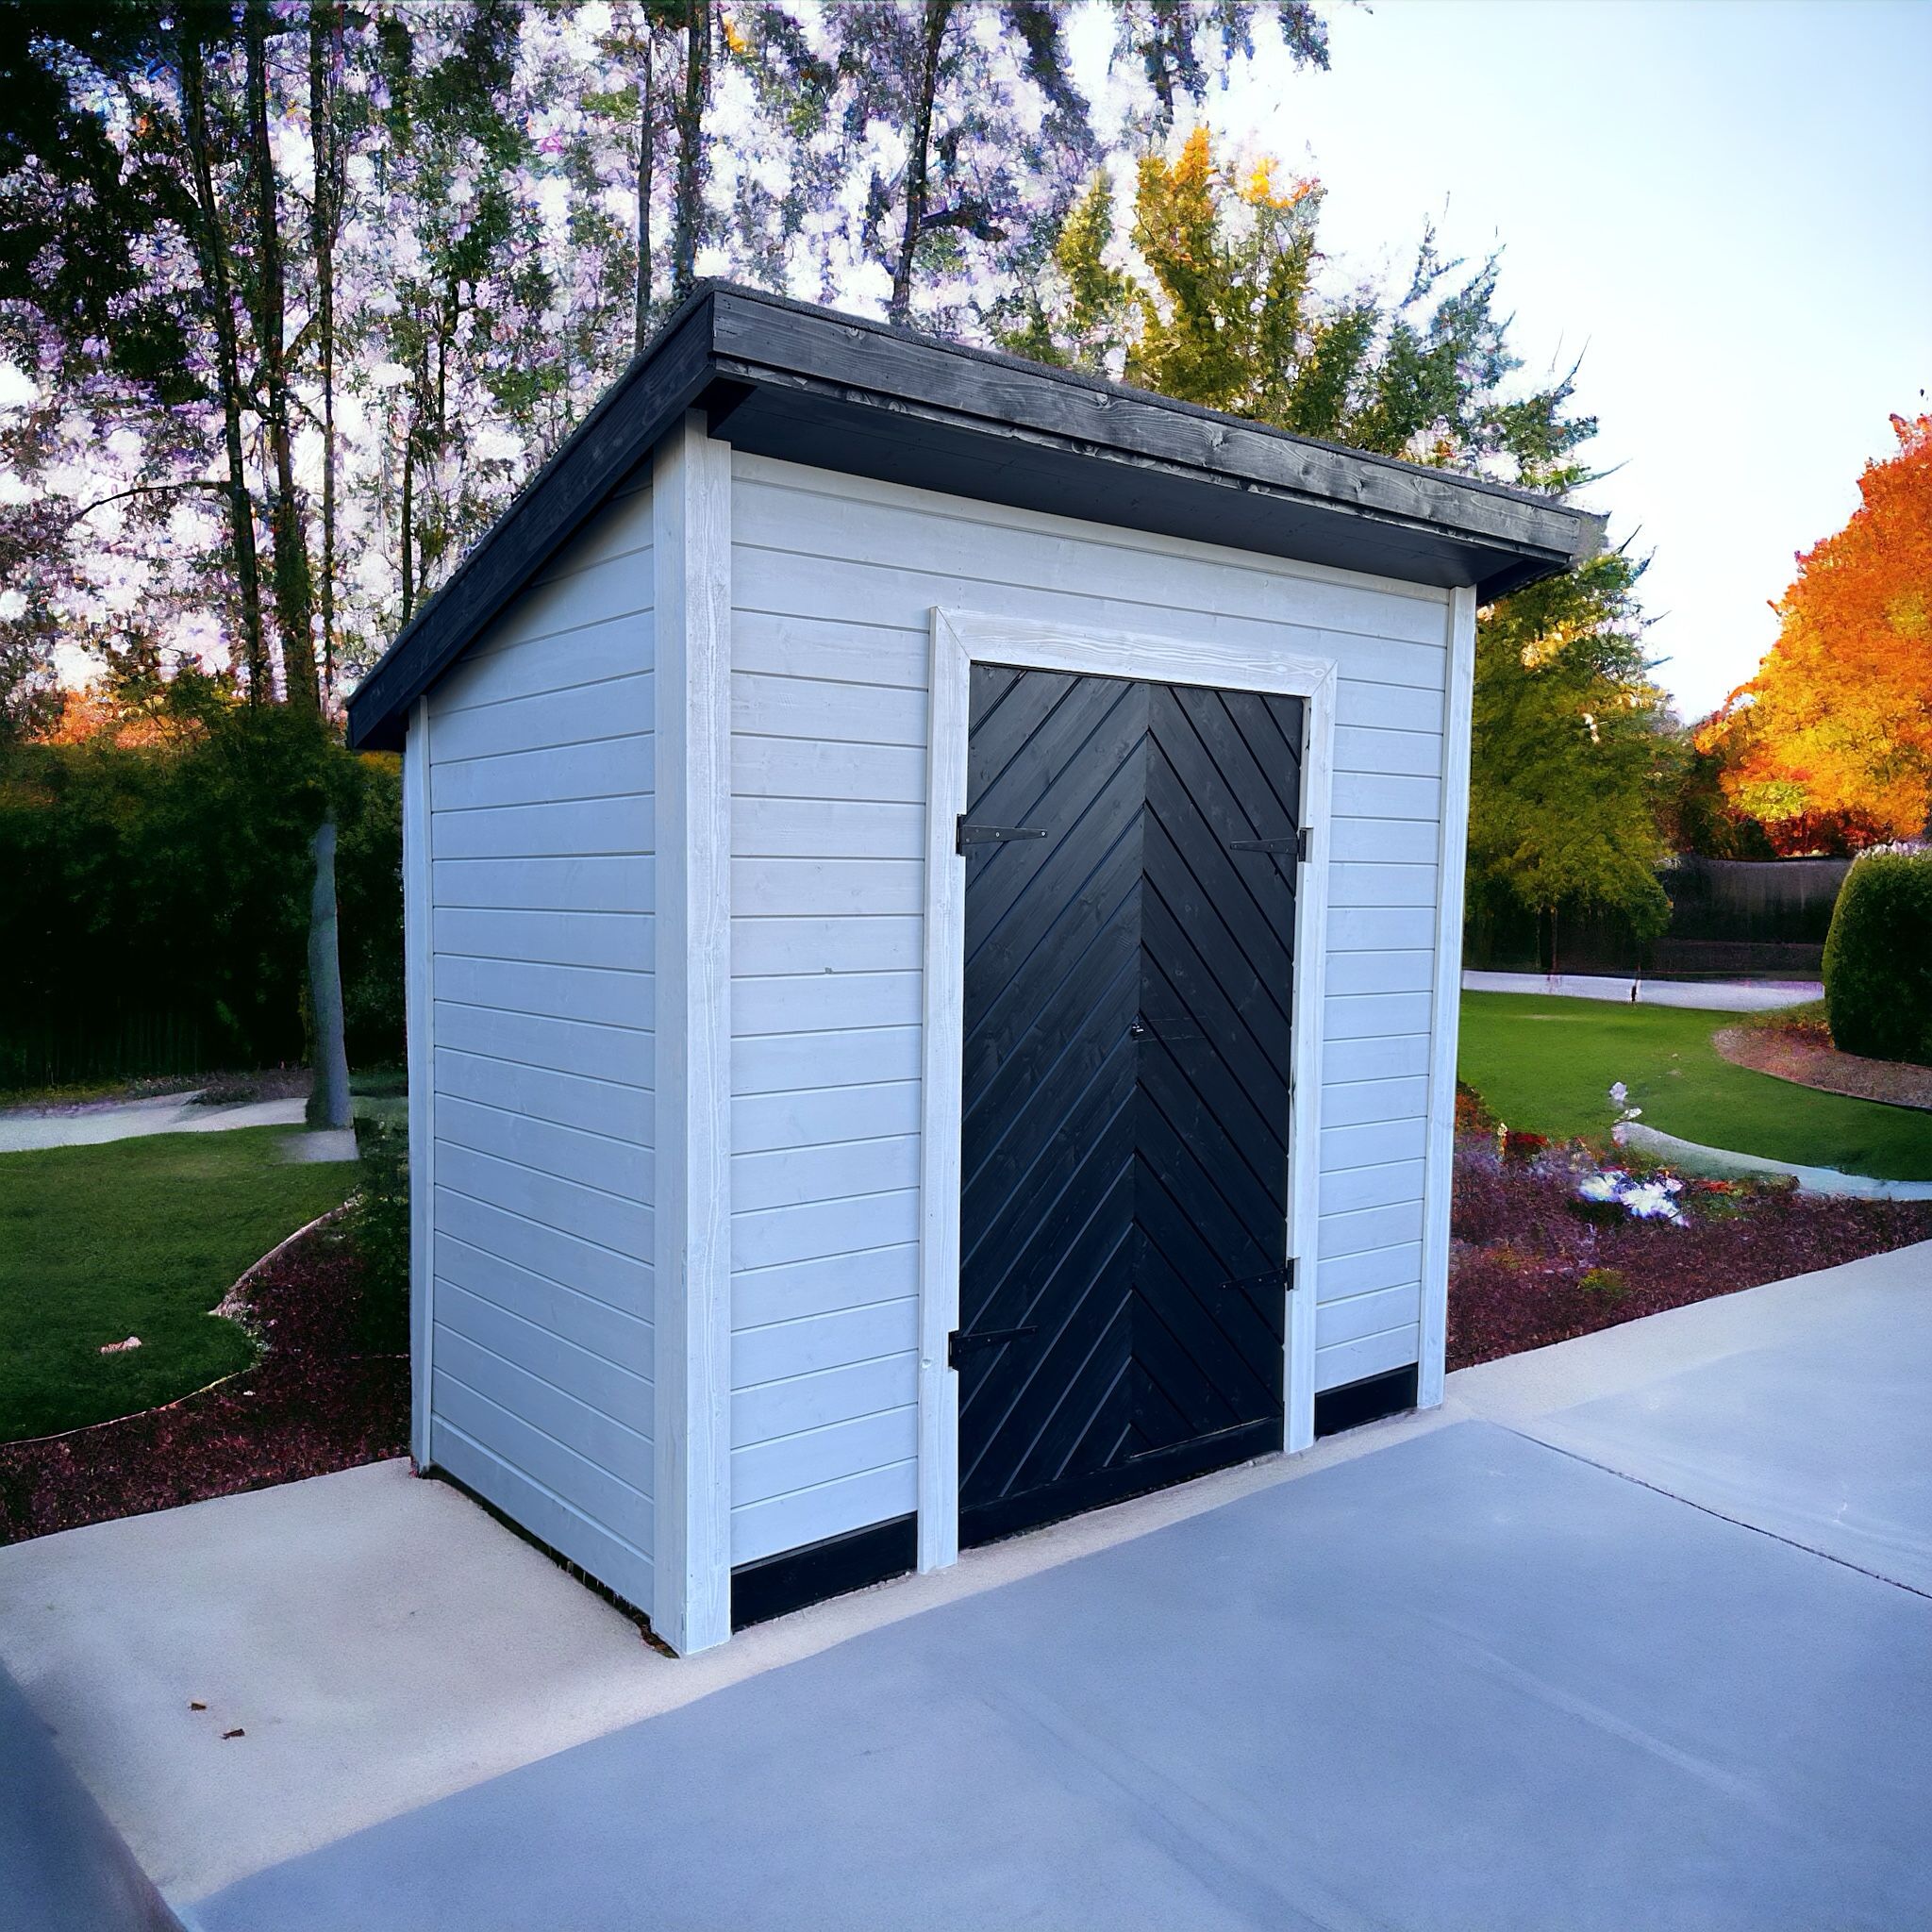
(957, 664, 1304, 1546)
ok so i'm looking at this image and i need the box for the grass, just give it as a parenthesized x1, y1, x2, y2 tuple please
(1458, 992, 1932, 1183)
(0, 1126, 361, 1442)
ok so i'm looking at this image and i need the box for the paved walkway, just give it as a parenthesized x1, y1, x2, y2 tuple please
(2, 1243, 1926, 1929)
(0, 1091, 307, 1154)
(1463, 970, 1823, 1011)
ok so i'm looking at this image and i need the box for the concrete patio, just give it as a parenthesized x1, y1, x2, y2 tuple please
(4, 1241, 1927, 1930)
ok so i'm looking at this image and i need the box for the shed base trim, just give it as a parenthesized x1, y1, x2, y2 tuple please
(731, 1515, 919, 1632)
(1313, 1365, 1420, 1440)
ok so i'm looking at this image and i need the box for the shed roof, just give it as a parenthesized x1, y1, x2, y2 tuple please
(347, 281, 1605, 751)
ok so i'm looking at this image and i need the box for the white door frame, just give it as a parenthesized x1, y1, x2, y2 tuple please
(915, 607, 1338, 1574)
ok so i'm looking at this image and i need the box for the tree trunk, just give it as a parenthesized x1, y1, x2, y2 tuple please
(178, 25, 268, 698)
(890, 1, 952, 325)
(635, 32, 655, 350)
(308, 1, 341, 694)
(307, 813, 353, 1131)
(245, 1, 319, 712)
(671, 1, 708, 296)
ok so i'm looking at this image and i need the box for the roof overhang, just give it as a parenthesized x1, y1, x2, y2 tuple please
(348, 282, 1605, 751)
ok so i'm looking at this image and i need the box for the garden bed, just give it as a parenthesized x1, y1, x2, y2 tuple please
(1449, 1106, 1932, 1369)
(1713, 1017, 1932, 1111)
(0, 1211, 408, 1544)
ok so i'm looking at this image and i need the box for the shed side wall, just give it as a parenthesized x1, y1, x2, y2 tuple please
(726, 454, 1453, 1567)
(424, 473, 658, 1608)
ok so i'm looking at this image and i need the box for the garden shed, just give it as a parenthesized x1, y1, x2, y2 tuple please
(347, 283, 1601, 1654)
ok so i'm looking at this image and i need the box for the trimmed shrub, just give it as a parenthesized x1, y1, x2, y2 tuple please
(1824, 853, 1932, 1067)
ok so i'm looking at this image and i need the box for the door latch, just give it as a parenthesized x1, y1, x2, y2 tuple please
(957, 817, 1047, 855)
(947, 1324, 1038, 1368)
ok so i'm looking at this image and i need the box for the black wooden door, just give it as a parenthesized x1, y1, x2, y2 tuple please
(957, 665, 1303, 1546)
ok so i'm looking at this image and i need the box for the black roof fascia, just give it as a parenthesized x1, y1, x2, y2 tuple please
(347, 282, 1603, 751)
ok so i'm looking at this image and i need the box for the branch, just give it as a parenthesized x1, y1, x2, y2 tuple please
(59, 478, 232, 532)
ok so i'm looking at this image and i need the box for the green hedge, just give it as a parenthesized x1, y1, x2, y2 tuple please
(1824, 853, 1932, 1067)
(0, 708, 403, 1087)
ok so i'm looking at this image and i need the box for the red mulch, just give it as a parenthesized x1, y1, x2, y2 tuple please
(1448, 1134, 1932, 1370)
(0, 1217, 408, 1545)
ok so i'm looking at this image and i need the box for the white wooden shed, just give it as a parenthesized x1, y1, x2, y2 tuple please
(347, 284, 1600, 1654)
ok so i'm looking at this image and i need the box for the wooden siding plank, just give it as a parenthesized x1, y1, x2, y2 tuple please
(432, 956, 655, 1032)
(730, 1024, 921, 1096)
(731, 915, 921, 978)
(437, 1233, 654, 1379)
(1316, 1241, 1424, 1302)
(733, 1297, 920, 1391)
(732, 1133, 921, 1213)
(431, 736, 656, 812)
(430, 1421, 653, 1612)
(427, 675, 654, 763)
(433, 1186, 650, 1314)
(1333, 724, 1445, 777)
(730, 669, 926, 748)
(1329, 773, 1442, 822)
(1326, 861, 1438, 908)
(436, 1093, 653, 1201)
(733, 607, 926, 690)
(732, 734, 925, 805)
(1322, 1116, 1428, 1172)
(731, 1351, 917, 1445)
(731, 858, 924, 918)
(731, 1187, 921, 1274)
(430, 795, 654, 862)
(729, 1459, 916, 1568)
(1320, 1200, 1427, 1258)
(1323, 1033, 1431, 1085)
(1314, 1322, 1422, 1392)
(432, 855, 654, 915)
(730, 1407, 917, 1508)
(732, 795, 922, 860)
(731, 1243, 920, 1330)
(434, 1047, 652, 1143)
(730, 1079, 923, 1155)
(1324, 949, 1435, 997)
(1335, 678, 1443, 732)
(437, 612, 656, 715)
(1319, 1157, 1427, 1217)
(1325, 991, 1436, 1041)
(731, 970, 922, 1037)
(433, 908, 654, 973)
(1316, 1282, 1423, 1349)
(437, 1140, 653, 1260)
(1327, 906, 1437, 952)
(436, 1286, 653, 1441)
(1318, 1075, 1431, 1128)
(434, 1000, 653, 1087)
(1328, 818, 1439, 866)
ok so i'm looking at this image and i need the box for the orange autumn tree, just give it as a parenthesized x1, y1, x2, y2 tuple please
(1701, 415, 1932, 852)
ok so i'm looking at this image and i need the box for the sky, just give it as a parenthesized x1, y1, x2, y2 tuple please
(1101, 0, 1932, 723)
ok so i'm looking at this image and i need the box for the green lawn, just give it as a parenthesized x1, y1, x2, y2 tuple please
(1458, 992, 1932, 1183)
(0, 1126, 360, 1442)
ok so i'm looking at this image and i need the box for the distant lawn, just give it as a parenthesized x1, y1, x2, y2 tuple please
(1458, 992, 1932, 1183)
(0, 1127, 360, 1442)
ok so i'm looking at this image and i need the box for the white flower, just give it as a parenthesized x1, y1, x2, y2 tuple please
(1577, 1173, 1624, 1203)
(0, 588, 26, 621)
(1608, 1082, 1628, 1108)
(1620, 1182, 1681, 1222)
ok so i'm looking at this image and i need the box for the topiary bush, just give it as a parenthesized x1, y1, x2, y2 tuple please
(1824, 852, 1932, 1066)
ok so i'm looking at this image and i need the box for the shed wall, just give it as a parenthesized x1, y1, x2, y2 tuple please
(423, 472, 658, 1608)
(726, 453, 1453, 1567)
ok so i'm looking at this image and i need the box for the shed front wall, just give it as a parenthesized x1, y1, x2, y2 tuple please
(416, 471, 658, 1610)
(726, 452, 1456, 1570)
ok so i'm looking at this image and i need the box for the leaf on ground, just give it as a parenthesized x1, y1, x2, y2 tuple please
(221, 1727, 244, 1740)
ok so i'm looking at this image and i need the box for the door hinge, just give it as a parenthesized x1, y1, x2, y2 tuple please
(947, 1324, 1038, 1369)
(957, 816, 1046, 855)
(1229, 826, 1312, 862)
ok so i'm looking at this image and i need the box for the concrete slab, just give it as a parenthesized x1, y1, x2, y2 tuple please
(0, 1426, 1418, 1905)
(187, 1423, 1932, 1932)
(1449, 1241, 1932, 1595)
(275, 1127, 359, 1163)
(0, 1093, 307, 1154)
(1462, 971, 1822, 1011)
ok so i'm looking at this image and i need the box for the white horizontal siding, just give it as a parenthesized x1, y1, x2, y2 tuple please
(425, 480, 658, 1607)
(726, 454, 1454, 1556)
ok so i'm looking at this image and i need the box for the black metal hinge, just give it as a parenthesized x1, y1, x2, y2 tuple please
(947, 1325, 1038, 1368)
(1228, 827, 1312, 862)
(957, 816, 1046, 855)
